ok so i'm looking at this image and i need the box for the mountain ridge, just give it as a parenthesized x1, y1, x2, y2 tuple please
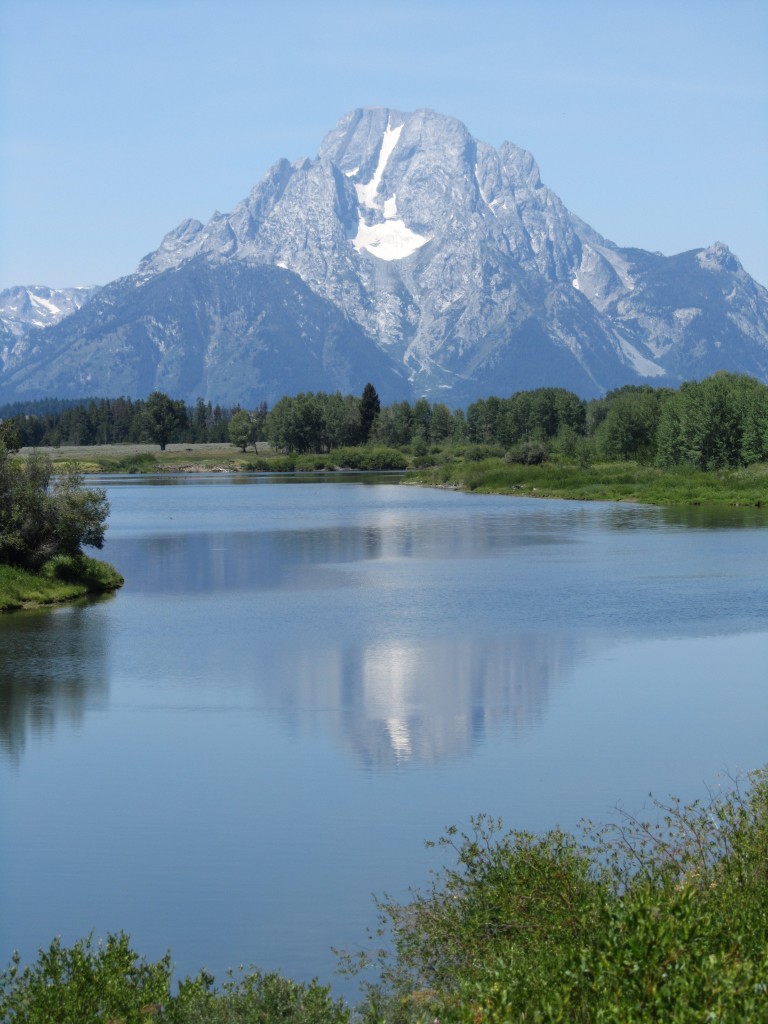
(2, 107, 767, 406)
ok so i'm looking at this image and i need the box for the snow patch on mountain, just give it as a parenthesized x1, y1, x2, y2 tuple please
(350, 119, 430, 261)
(355, 122, 402, 210)
(353, 217, 431, 261)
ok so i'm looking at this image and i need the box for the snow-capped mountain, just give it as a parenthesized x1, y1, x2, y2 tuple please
(2, 108, 767, 407)
(0, 285, 99, 336)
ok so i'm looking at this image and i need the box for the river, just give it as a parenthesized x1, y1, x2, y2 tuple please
(1, 475, 767, 996)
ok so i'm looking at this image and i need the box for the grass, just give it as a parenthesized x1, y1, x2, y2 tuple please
(22, 443, 246, 474)
(411, 457, 768, 507)
(19, 443, 768, 506)
(23, 443, 410, 475)
(0, 554, 123, 612)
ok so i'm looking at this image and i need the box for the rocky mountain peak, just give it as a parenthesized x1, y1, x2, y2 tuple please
(2, 107, 767, 407)
(697, 242, 742, 274)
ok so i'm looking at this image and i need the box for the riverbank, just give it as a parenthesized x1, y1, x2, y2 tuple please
(409, 457, 768, 506)
(0, 555, 123, 612)
(17, 443, 768, 505)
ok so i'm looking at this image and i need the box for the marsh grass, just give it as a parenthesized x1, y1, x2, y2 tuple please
(412, 457, 768, 506)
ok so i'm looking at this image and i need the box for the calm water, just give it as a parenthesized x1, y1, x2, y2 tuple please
(1, 476, 767, 996)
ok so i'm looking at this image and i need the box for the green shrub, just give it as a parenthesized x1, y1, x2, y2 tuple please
(458, 444, 506, 462)
(327, 447, 407, 471)
(43, 553, 124, 592)
(0, 940, 349, 1024)
(348, 769, 768, 1024)
(504, 440, 549, 465)
(113, 453, 158, 474)
(0, 933, 174, 1024)
(244, 456, 298, 473)
(162, 968, 350, 1024)
(4, 772, 766, 1023)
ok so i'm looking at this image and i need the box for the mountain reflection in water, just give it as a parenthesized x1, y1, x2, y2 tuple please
(281, 633, 580, 769)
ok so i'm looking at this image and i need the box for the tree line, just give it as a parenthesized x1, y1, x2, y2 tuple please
(256, 374, 768, 471)
(3, 372, 768, 470)
(0, 394, 235, 449)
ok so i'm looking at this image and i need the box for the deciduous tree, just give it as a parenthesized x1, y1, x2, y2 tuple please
(0, 447, 109, 572)
(142, 391, 188, 450)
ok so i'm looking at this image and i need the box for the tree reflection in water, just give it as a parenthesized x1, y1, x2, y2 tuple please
(0, 603, 110, 764)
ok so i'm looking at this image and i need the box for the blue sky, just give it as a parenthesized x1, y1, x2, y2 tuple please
(1, 0, 766, 290)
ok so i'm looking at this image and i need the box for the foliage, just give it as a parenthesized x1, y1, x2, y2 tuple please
(161, 968, 350, 1024)
(101, 452, 159, 474)
(467, 388, 586, 447)
(243, 447, 408, 473)
(5, 374, 768, 474)
(245, 455, 299, 473)
(328, 447, 408, 471)
(0, 932, 174, 1024)
(0, 936, 348, 1024)
(348, 768, 768, 1024)
(592, 385, 672, 462)
(0, 396, 233, 448)
(2, 772, 766, 1022)
(504, 440, 548, 465)
(0, 449, 109, 571)
(360, 383, 381, 443)
(266, 393, 355, 453)
(410, 456, 768, 506)
(228, 409, 259, 451)
(656, 372, 768, 470)
(0, 420, 23, 452)
(142, 392, 189, 451)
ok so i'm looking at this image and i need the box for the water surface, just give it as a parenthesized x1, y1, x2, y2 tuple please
(1, 477, 767, 993)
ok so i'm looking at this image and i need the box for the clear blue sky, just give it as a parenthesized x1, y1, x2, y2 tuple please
(1, 0, 766, 291)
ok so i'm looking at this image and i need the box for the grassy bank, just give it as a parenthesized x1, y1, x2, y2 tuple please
(21, 442, 247, 475)
(23, 443, 409, 475)
(411, 456, 768, 506)
(19, 443, 768, 505)
(0, 554, 123, 612)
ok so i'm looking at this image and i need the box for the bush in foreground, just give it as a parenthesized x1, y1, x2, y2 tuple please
(349, 767, 768, 1023)
(0, 937, 348, 1024)
(2, 770, 766, 1022)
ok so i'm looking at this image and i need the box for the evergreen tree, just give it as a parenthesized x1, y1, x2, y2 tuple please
(360, 383, 381, 443)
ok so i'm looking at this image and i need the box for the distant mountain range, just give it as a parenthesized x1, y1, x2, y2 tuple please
(2, 107, 767, 407)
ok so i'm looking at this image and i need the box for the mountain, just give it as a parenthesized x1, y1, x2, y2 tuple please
(2, 107, 767, 407)
(0, 284, 100, 337)
(0, 260, 409, 407)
